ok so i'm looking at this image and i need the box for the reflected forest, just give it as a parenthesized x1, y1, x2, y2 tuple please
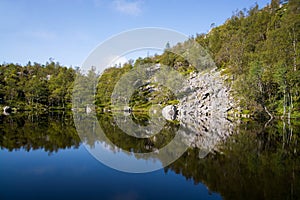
(1, 0, 300, 200)
(1, 112, 300, 199)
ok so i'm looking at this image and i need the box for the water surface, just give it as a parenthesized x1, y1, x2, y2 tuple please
(0, 112, 299, 199)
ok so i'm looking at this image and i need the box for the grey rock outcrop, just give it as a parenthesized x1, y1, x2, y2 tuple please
(163, 68, 236, 158)
(161, 105, 177, 121)
(177, 68, 234, 120)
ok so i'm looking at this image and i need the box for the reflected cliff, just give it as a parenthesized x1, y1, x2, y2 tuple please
(1, 112, 299, 199)
(73, 108, 235, 173)
(165, 120, 300, 200)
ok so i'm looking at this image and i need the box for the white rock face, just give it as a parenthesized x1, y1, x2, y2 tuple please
(162, 68, 237, 158)
(177, 68, 234, 120)
(162, 105, 177, 121)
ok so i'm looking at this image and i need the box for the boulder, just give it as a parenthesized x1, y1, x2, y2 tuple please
(123, 106, 132, 112)
(3, 106, 12, 113)
(162, 105, 177, 121)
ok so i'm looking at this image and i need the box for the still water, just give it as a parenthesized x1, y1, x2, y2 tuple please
(0, 112, 299, 200)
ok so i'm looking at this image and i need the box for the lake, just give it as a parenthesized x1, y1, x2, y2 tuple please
(0, 112, 299, 200)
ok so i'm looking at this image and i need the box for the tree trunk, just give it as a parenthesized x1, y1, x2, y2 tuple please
(292, 27, 297, 72)
(264, 105, 274, 120)
(288, 91, 293, 119)
(283, 86, 286, 118)
(283, 119, 286, 149)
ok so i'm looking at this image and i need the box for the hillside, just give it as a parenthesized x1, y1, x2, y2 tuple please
(1, 0, 299, 119)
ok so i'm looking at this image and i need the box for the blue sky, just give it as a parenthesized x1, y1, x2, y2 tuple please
(0, 0, 270, 67)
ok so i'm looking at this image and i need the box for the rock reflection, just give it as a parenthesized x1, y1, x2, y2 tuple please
(73, 104, 236, 173)
(165, 120, 300, 200)
(2, 112, 299, 199)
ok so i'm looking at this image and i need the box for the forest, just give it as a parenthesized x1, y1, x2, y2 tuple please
(0, 61, 76, 111)
(197, 0, 300, 118)
(0, 0, 299, 118)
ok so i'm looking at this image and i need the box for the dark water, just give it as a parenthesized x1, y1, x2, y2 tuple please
(0, 112, 300, 200)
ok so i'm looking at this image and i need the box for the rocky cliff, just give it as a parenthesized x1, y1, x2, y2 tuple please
(178, 68, 235, 119)
(162, 68, 237, 157)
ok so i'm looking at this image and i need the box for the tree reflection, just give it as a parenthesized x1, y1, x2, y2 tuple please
(2, 112, 300, 199)
(97, 113, 177, 153)
(165, 120, 300, 200)
(0, 112, 80, 153)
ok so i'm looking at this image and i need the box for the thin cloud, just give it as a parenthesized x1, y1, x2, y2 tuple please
(112, 0, 142, 16)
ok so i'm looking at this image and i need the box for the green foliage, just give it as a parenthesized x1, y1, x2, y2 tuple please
(165, 119, 300, 200)
(195, 1, 300, 118)
(1, 1, 299, 117)
(0, 62, 75, 110)
(97, 113, 177, 153)
(96, 64, 132, 107)
(93, 1, 299, 116)
(0, 112, 80, 152)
